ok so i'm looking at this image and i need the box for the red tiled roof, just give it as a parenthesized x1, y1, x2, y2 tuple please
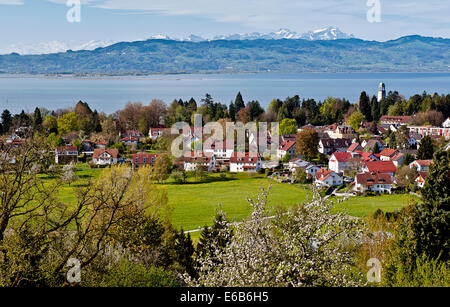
(230, 152, 260, 163)
(380, 148, 398, 158)
(356, 172, 393, 186)
(93, 148, 119, 159)
(413, 160, 433, 167)
(364, 161, 397, 173)
(279, 140, 296, 151)
(331, 152, 353, 162)
(347, 143, 361, 152)
(391, 153, 405, 162)
(380, 116, 411, 124)
(315, 168, 334, 181)
(133, 153, 159, 164)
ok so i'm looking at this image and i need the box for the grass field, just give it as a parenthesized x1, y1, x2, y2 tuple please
(50, 166, 419, 234)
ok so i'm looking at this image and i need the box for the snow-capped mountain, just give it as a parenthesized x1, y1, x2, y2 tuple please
(1, 27, 355, 55)
(212, 27, 353, 41)
(300, 26, 355, 40)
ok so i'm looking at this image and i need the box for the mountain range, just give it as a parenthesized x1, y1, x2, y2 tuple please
(0, 35, 448, 75)
(0, 27, 353, 55)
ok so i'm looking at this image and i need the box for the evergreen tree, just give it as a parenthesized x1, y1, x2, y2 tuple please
(372, 142, 380, 154)
(229, 101, 236, 121)
(174, 230, 196, 278)
(197, 211, 233, 265)
(359, 91, 372, 122)
(370, 95, 380, 121)
(33, 107, 43, 131)
(234, 92, 245, 113)
(417, 136, 434, 160)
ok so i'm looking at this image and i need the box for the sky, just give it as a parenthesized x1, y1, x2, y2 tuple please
(0, 0, 449, 54)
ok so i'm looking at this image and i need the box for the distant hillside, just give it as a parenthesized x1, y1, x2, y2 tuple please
(0, 35, 448, 75)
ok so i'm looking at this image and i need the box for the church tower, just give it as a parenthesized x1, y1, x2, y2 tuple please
(378, 82, 386, 102)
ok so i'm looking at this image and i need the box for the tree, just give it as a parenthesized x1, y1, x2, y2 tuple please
(294, 168, 309, 184)
(1, 109, 12, 133)
(247, 100, 264, 121)
(296, 128, 319, 161)
(33, 107, 43, 131)
(370, 95, 380, 122)
(57, 112, 79, 135)
(395, 166, 417, 189)
(43, 115, 58, 134)
(372, 142, 381, 154)
(279, 118, 298, 135)
(347, 111, 366, 132)
(359, 91, 372, 122)
(417, 136, 434, 160)
(196, 210, 234, 268)
(174, 231, 196, 278)
(185, 188, 363, 287)
(153, 154, 172, 183)
(402, 153, 415, 166)
(383, 151, 450, 286)
(234, 92, 245, 113)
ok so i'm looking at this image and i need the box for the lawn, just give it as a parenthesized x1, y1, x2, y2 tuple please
(49, 167, 418, 233)
(330, 194, 420, 217)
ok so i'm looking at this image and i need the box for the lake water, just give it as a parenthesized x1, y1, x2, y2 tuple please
(0, 72, 449, 114)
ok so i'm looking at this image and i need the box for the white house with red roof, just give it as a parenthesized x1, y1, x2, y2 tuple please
(314, 168, 343, 187)
(379, 148, 399, 161)
(415, 172, 429, 188)
(92, 148, 119, 165)
(184, 152, 216, 172)
(55, 146, 78, 164)
(132, 153, 159, 169)
(204, 139, 234, 159)
(361, 161, 397, 178)
(229, 152, 261, 172)
(149, 127, 168, 140)
(328, 152, 360, 174)
(277, 140, 296, 159)
(409, 160, 433, 172)
(355, 172, 393, 194)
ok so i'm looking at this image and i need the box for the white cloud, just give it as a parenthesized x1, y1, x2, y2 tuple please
(0, 0, 24, 5)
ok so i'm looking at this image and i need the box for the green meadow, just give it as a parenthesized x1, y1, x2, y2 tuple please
(51, 167, 419, 233)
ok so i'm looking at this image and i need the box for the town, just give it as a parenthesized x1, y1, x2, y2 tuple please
(3, 84, 448, 199)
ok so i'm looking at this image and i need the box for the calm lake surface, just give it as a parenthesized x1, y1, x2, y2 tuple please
(0, 72, 449, 114)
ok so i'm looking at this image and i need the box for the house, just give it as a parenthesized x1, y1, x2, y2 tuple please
(361, 161, 397, 177)
(326, 125, 357, 140)
(318, 138, 352, 155)
(355, 172, 393, 194)
(314, 168, 343, 187)
(81, 140, 95, 154)
(380, 116, 411, 126)
(355, 151, 379, 162)
(132, 153, 159, 169)
(203, 139, 235, 159)
(347, 143, 363, 153)
(55, 146, 78, 164)
(184, 153, 216, 172)
(407, 133, 422, 148)
(121, 136, 141, 146)
(408, 126, 450, 140)
(149, 127, 168, 140)
(443, 118, 450, 128)
(379, 148, 399, 161)
(288, 158, 320, 177)
(361, 139, 384, 152)
(277, 140, 296, 159)
(281, 134, 297, 143)
(229, 152, 261, 173)
(391, 153, 405, 167)
(328, 152, 360, 174)
(122, 130, 145, 139)
(415, 172, 428, 188)
(92, 148, 119, 165)
(409, 160, 433, 172)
